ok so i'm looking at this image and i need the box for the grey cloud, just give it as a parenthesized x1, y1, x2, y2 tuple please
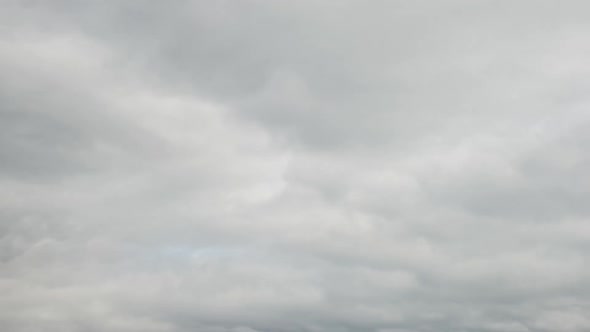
(3, 1, 590, 332)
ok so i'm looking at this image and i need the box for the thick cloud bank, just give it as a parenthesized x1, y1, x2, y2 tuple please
(2, 1, 590, 331)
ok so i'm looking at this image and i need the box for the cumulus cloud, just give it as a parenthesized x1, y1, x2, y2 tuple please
(2, 1, 590, 331)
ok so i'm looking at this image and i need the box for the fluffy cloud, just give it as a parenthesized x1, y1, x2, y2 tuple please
(2, 1, 590, 331)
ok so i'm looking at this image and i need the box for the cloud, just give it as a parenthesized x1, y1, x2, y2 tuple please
(2, 1, 590, 331)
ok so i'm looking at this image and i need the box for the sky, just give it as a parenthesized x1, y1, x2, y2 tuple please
(2, 1, 590, 331)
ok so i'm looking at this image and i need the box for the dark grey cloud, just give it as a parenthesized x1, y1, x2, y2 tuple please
(2, 1, 590, 332)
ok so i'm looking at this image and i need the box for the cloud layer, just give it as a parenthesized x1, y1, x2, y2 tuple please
(2, 1, 590, 331)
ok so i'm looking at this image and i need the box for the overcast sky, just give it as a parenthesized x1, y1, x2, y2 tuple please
(2, 1, 590, 331)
